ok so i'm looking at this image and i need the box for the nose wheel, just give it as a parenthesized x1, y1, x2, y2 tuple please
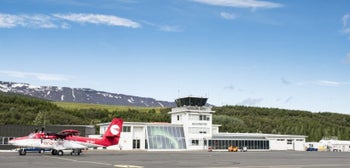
(18, 149, 26, 156)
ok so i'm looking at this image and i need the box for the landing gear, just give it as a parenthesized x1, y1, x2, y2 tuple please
(18, 149, 26, 156)
(57, 150, 64, 156)
(51, 149, 64, 156)
(51, 149, 58, 155)
(70, 149, 82, 155)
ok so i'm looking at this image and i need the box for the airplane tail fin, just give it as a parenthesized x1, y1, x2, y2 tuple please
(102, 118, 123, 146)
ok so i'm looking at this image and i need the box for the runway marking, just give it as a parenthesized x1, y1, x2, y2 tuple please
(237, 163, 350, 168)
(44, 156, 112, 166)
(114, 165, 143, 168)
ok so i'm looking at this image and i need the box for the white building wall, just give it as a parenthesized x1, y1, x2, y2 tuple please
(133, 126, 145, 150)
(170, 106, 214, 150)
(269, 138, 306, 151)
(294, 139, 305, 151)
(269, 139, 288, 150)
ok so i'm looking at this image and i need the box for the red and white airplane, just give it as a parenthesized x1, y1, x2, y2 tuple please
(9, 118, 123, 156)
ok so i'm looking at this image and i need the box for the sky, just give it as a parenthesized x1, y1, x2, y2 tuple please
(0, 0, 349, 114)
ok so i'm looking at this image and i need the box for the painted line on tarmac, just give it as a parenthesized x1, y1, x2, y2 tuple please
(44, 156, 112, 166)
(114, 165, 143, 168)
(237, 163, 350, 168)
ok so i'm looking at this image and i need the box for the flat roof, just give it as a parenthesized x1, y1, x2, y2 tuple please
(213, 133, 307, 139)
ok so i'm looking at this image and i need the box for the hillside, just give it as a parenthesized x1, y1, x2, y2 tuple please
(0, 92, 170, 125)
(0, 81, 175, 107)
(213, 106, 350, 141)
(1, 92, 349, 141)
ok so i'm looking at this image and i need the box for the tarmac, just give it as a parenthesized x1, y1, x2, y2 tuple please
(1, 150, 350, 168)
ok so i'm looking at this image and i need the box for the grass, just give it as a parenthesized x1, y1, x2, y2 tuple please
(54, 101, 164, 113)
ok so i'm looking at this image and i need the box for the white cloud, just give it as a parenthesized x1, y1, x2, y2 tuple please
(342, 14, 350, 27)
(0, 13, 140, 29)
(316, 80, 341, 87)
(159, 25, 183, 32)
(220, 12, 237, 20)
(192, 0, 283, 9)
(297, 80, 350, 87)
(0, 70, 73, 81)
(0, 13, 57, 28)
(142, 20, 183, 32)
(53, 13, 140, 28)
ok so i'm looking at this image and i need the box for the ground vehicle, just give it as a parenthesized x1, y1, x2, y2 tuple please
(228, 146, 239, 152)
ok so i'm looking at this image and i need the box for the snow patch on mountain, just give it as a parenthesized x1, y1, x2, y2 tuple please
(0, 81, 176, 107)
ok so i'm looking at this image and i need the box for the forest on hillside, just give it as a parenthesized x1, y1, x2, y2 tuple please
(1, 92, 349, 141)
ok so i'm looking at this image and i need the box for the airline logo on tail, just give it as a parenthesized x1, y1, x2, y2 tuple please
(104, 118, 123, 138)
(110, 125, 120, 135)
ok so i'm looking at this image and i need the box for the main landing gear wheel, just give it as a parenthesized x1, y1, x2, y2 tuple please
(51, 149, 58, 155)
(70, 149, 82, 155)
(57, 150, 64, 156)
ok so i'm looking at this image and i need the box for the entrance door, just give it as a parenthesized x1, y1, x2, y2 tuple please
(133, 139, 140, 149)
(287, 139, 294, 150)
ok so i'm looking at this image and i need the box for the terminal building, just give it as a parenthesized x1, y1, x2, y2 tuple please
(98, 97, 307, 151)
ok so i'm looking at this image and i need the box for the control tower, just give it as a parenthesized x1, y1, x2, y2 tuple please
(169, 97, 214, 150)
(175, 97, 208, 107)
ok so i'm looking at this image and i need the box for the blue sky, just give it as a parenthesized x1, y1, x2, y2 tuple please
(0, 0, 349, 113)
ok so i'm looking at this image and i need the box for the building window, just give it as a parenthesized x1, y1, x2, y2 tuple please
(192, 139, 199, 146)
(177, 115, 180, 121)
(287, 139, 293, 144)
(123, 126, 131, 132)
(277, 139, 285, 141)
(199, 115, 210, 121)
(296, 139, 304, 141)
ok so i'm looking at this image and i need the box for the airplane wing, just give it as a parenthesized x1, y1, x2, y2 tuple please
(52, 140, 87, 150)
(55, 129, 80, 139)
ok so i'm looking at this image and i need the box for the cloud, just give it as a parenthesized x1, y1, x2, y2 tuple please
(53, 13, 140, 28)
(342, 14, 350, 27)
(142, 20, 183, 32)
(0, 13, 140, 29)
(192, 0, 283, 9)
(224, 84, 235, 90)
(297, 80, 350, 87)
(0, 13, 58, 28)
(220, 12, 237, 20)
(159, 25, 184, 32)
(237, 97, 263, 106)
(342, 14, 350, 62)
(281, 77, 291, 85)
(0, 70, 73, 81)
(315, 80, 342, 87)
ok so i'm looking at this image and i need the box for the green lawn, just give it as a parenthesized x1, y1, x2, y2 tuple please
(54, 101, 163, 113)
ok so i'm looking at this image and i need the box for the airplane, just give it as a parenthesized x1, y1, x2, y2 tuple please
(9, 118, 123, 156)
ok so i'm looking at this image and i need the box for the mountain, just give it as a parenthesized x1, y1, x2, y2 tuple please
(0, 81, 175, 107)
